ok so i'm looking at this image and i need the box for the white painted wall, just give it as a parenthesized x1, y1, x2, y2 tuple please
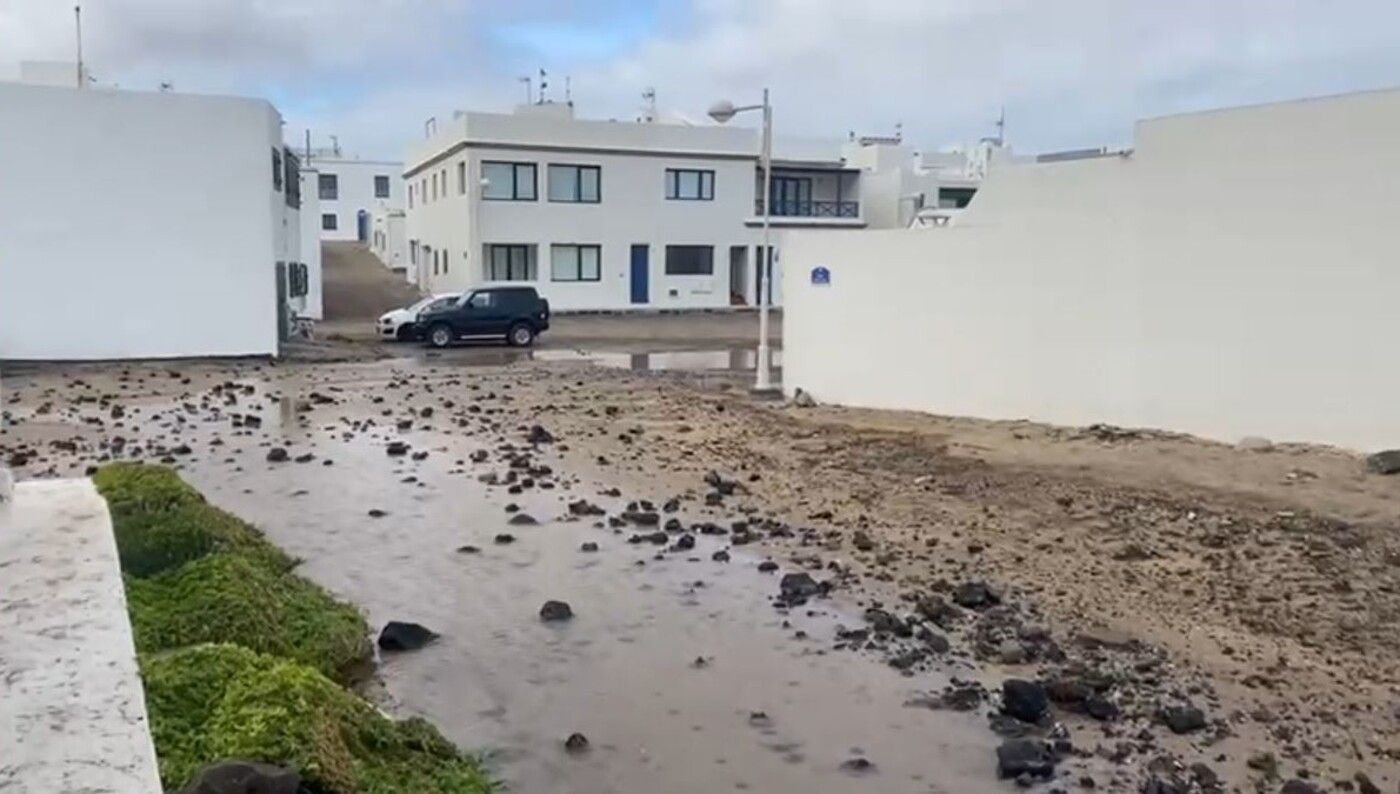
(296, 166, 324, 319)
(369, 207, 409, 279)
(783, 88, 1400, 451)
(309, 157, 403, 242)
(0, 82, 290, 360)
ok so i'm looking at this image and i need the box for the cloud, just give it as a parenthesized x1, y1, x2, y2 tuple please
(3, 0, 1398, 159)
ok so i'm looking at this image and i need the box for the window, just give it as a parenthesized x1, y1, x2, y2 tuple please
(665, 169, 714, 200)
(283, 149, 300, 209)
(321, 213, 338, 230)
(408, 184, 414, 208)
(550, 244, 601, 282)
(318, 173, 338, 201)
(271, 148, 283, 191)
(466, 291, 496, 309)
(457, 162, 466, 195)
(485, 244, 536, 281)
(431, 172, 438, 201)
(482, 161, 537, 201)
(938, 186, 977, 209)
(548, 164, 601, 203)
(420, 178, 427, 204)
(374, 175, 390, 198)
(665, 245, 714, 275)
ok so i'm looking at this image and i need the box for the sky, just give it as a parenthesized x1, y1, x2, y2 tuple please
(3, 0, 1399, 160)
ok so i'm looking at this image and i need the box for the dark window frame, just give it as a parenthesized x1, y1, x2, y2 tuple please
(271, 148, 283, 192)
(482, 161, 538, 201)
(485, 244, 536, 281)
(550, 244, 602, 282)
(374, 174, 390, 198)
(547, 164, 602, 203)
(664, 245, 715, 275)
(321, 213, 338, 231)
(665, 168, 715, 201)
(318, 173, 338, 201)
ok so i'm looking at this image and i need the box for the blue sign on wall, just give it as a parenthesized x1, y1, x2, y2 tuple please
(810, 266, 831, 286)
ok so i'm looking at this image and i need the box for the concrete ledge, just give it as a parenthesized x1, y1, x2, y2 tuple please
(0, 479, 161, 793)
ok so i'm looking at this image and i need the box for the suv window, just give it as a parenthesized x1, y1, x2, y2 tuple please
(466, 292, 495, 309)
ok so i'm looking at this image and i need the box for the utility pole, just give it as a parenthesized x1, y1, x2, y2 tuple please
(74, 5, 84, 88)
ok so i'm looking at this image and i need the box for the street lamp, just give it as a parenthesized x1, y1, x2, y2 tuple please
(709, 89, 777, 393)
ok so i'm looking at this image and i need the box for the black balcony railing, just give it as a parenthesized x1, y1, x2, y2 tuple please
(754, 199, 859, 218)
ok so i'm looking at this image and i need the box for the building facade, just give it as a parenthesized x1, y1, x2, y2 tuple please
(305, 153, 404, 243)
(402, 103, 976, 311)
(0, 78, 303, 359)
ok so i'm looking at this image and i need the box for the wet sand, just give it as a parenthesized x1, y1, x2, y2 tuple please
(5, 347, 1399, 793)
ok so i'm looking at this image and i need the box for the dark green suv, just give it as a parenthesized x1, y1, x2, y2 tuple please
(417, 286, 550, 348)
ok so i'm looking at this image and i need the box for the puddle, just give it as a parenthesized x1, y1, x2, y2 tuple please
(4, 363, 1025, 793)
(418, 346, 783, 373)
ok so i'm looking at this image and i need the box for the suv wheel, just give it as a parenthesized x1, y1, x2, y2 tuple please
(427, 323, 454, 348)
(507, 322, 536, 347)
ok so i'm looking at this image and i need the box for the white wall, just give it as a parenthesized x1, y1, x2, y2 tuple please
(0, 83, 287, 360)
(309, 158, 403, 242)
(369, 208, 408, 279)
(783, 88, 1400, 451)
(296, 166, 324, 319)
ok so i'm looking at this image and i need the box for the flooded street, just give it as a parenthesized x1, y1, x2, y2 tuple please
(2, 357, 1019, 793)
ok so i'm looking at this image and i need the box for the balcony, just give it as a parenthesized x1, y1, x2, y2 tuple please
(754, 198, 860, 218)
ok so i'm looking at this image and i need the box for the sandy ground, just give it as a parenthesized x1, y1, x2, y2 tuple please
(2, 315, 1397, 793)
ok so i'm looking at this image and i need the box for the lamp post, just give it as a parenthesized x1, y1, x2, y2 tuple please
(709, 89, 777, 393)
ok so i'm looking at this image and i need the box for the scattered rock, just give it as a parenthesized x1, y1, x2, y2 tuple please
(493, 533, 515, 544)
(386, 441, 410, 456)
(179, 761, 301, 794)
(527, 425, 555, 444)
(1238, 436, 1274, 452)
(1366, 449, 1400, 475)
(995, 738, 1056, 779)
(540, 600, 574, 622)
(377, 621, 438, 651)
(265, 447, 288, 463)
(456, 545, 480, 554)
(953, 581, 999, 609)
(839, 757, 875, 775)
(1278, 781, 1321, 794)
(580, 541, 599, 552)
(792, 388, 816, 408)
(779, 572, 821, 599)
(508, 512, 539, 526)
(1160, 704, 1207, 734)
(564, 732, 589, 754)
(1001, 679, 1049, 723)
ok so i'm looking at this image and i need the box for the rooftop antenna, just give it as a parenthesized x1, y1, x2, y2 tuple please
(995, 105, 1006, 146)
(518, 75, 532, 104)
(304, 129, 311, 164)
(159, 80, 173, 92)
(895, 121, 903, 143)
(641, 87, 657, 122)
(538, 68, 548, 104)
(329, 134, 340, 157)
(74, 5, 84, 89)
(565, 76, 572, 107)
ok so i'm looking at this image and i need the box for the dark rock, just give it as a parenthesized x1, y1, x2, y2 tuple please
(621, 510, 660, 526)
(863, 608, 910, 637)
(711, 550, 730, 562)
(1085, 694, 1120, 721)
(564, 732, 589, 753)
(1279, 782, 1321, 794)
(757, 560, 779, 573)
(953, 581, 999, 609)
(851, 530, 875, 551)
(527, 425, 555, 444)
(377, 621, 438, 651)
(508, 513, 539, 526)
(580, 542, 599, 552)
(540, 600, 573, 622)
(839, 757, 875, 775)
(779, 572, 821, 599)
(568, 499, 605, 516)
(386, 441, 410, 456)
(917, 627, 951, 653)
(367, 508, 387, 518)
(493, 533, 515, 544)
(179, 761, 301, 794)
(456, 545, 480, 554)
(1001, 679, 1048, 723)
(265, 447, 288, 463)
(1160, 704, 1207, 734)
(1354, 772, 1381, 794)
(1365, 449, 1400, 475)
(672, 534, 696, 551)
(995, 739, 1056, 779)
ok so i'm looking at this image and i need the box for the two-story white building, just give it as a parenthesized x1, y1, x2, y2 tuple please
(402, 102, 983, 312)
(304, 149, 405, 243)
(0, 71, 306, 359)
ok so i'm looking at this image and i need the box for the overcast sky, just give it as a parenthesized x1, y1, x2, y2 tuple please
(4, 0, 1399, 160)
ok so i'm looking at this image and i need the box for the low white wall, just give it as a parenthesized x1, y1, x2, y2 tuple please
(783, 88, 1400, 451)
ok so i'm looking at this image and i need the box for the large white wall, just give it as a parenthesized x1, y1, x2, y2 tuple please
(783, 88, 1400, 451)
(310, 158, 403, 242)
(0, 83, 288, 360)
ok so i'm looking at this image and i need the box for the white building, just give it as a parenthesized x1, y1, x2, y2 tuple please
(0, 75, 305, 360)
(304, 149, 404, 243)
(369, 207, 410, 279)
(782, 86, 1400, 451)
(401, 102, 980, 311)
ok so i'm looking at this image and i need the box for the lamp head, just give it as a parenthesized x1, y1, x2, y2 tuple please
(707, 99, 737, 124)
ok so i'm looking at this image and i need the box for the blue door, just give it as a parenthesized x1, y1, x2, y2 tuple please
(356, 210, 369, 242)
(630, 245, 649, 304)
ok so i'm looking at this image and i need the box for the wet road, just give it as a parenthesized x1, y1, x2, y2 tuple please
(5, 357, 1023, 793)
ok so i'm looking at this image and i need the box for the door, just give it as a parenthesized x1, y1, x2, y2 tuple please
(275, 262, 289, 344)
(728, 246, 748, 305)
(630, 245, 649, 304)
(462, 291, 508, 335)
(770, 176, 812, 216)
(356, 210, 369, 242)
